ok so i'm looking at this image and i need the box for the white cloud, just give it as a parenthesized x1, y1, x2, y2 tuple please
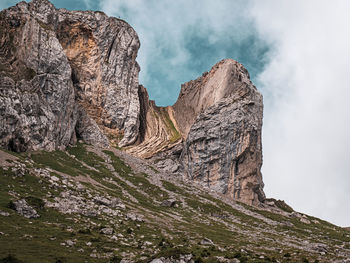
(250, 0, 350, 226)
(100, 0, 258, 105)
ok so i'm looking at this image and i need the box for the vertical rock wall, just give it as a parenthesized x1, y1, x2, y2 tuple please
(56, 8, 141, 147)
(127, 60, 266, 205)
(0, 0, 141, 151)
(173, 60, 265, 205)
(0, 2, 77, 151)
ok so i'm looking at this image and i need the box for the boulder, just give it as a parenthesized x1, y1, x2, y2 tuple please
(10, 199, 39, 218)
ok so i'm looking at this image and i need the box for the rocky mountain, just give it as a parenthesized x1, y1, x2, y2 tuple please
(1, 1, 349, 262)
(0, 0, 263, 206)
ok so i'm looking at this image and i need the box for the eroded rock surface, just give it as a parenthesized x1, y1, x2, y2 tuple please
(56, 6, 141, 147)
(178, 60, 265, 205)
(0, 0, 140, 151)
(126, 85, 182, 158)
(11, 199, 39, 218)
(0, 1, 77, 151)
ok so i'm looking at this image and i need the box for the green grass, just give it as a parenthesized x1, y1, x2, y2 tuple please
(124, 173, 169, 201)
(31, 150, 85, 177)
(158, 108, 181, 143)
(67, 143, 105, 167)
(0, 148, 25, 160)
(102, 150, 132, 177)
(0, 145, 348, 262)
(0, 173, 113, 262)
(185, 198, 221, 215)
(147, 165, 159, 174)
(161, 180, 189, 197)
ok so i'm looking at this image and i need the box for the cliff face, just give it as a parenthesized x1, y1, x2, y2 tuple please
(56, 6, 141, 147)
(0, 1, 77, 151)
(126, 85, 181, 159)
(178, 60, 265, 205)
(0, 0, 140, 151)
(0, 0, 265, 205)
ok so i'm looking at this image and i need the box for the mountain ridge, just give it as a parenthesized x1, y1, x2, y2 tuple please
(1, 1, 350, 262)
(0, 0, 264, 205)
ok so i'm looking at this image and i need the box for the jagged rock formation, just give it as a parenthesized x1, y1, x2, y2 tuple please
(0, 1, 77, 151)
(0, 0, 140, 151)
(178, 60, 265, 205)
(0, 0, 264, 205)
(56, 5, 141, 147)
(127, 60, 265, 204)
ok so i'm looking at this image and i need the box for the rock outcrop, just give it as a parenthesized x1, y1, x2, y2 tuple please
(56, 5, 141, 147)
(0, 0, 140, 151)
(0, 1, 77, 151)
(128, 60, 265, 205)
(177, 60, 265, 205)
(0, 0, 265, 205)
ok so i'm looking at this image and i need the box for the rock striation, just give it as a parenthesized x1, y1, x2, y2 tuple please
(126, 85, 182, 159)
(0, 0, 265, 205)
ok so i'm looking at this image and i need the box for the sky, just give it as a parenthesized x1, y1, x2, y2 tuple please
(1, 0, 350, 227)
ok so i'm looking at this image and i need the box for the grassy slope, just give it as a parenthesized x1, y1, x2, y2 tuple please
(0, 144, 349, 263)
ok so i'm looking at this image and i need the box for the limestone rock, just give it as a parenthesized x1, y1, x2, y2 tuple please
(200, 238, 215, 246)
(0, 2, 77, 151)
(56, 5, 141, 147)
(100, 227, 114, 235)
(65, 240, 75, 247)
(150, 255, 194, 263)
(0, 0, 140, 151)
(177, 60, 265, 205)
(11, 163, 27, 177)
(127, 60, 265, 205)
(126, 213, 144, 222)
(161, 199, 178, 207)
(11, 199, 39, 218)
(75, 106, 109, 148)
(0, 211, 10, 217)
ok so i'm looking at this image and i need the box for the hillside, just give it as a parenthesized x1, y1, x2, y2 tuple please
(0, 145, 349, 262)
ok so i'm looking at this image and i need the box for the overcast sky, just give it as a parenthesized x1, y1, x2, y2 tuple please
(1, 0, 349, 227)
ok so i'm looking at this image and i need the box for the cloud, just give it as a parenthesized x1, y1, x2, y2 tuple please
(100, 0, 268, 106)
(250, 0, 350, 226)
